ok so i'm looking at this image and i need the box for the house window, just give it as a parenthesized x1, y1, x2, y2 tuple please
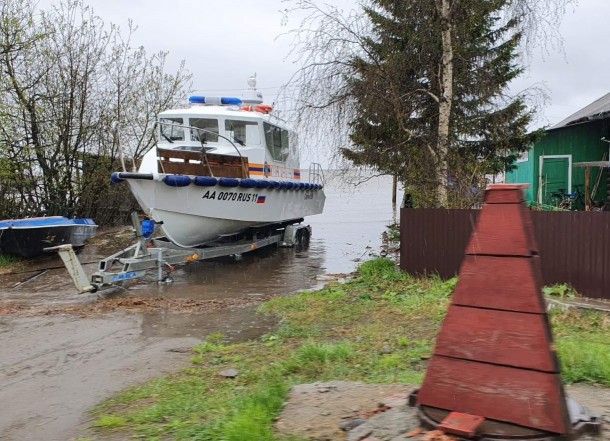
(516, 151, 529, 163)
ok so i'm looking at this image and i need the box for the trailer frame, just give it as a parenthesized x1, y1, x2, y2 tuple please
(47, 213, 312, 293)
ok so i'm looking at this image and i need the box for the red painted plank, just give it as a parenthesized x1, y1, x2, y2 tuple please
(434, 305, 559, 372)
(484, 188, 524, 204)
(487, 184, 529, 191)
(465, 204, 537, 256)
(417, 357, 570, 434)
(452, 256, 546, 313)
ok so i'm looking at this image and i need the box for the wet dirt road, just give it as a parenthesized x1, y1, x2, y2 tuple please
(0, 314, 199, 441)
(0, 173, 402, 441)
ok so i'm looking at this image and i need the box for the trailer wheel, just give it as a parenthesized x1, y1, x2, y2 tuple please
(295, 228, 310, 251)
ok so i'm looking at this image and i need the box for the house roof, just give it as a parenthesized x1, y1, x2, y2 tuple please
(552, 91, 610, 130)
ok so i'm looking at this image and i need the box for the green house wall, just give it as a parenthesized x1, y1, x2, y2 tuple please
(506, 119, 609, 205)
(506, 150, 535, 201)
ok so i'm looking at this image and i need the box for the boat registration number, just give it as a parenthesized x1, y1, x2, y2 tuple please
(201, 190, 261, 203)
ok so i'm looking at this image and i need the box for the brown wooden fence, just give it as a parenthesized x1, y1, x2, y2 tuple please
(400, 208, 610, 300)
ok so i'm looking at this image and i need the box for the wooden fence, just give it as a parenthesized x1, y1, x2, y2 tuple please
(400, 208, 610, 300)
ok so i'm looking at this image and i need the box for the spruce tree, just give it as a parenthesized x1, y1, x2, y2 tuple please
(343, 0, 539, 207)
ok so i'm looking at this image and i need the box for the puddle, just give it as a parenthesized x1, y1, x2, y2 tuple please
(140, 304, 278, 342)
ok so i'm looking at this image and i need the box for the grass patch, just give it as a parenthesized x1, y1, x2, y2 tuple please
(550, 308, 610, 385)
(91, 258, 610, 440)
(543, 283, 577, 299)
(384, 221, 400, 242)
(0, 253, 20, 268)
(92, 415, 128, 429)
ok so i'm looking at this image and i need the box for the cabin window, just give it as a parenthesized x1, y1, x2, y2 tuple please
(225, 119, 260, 146)
(190, 118, 219, 143)
(159, 117, 185, 142)
(263, 122, 289, 162)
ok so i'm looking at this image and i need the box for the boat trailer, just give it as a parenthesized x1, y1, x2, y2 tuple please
(47, 213, 312, 294)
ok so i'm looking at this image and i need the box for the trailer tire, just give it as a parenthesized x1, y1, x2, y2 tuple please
(295, 228, 310, 251)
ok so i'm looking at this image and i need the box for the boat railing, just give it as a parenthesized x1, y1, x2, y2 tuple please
(308, 163, 325, 186)
(156, 121, 249, 178)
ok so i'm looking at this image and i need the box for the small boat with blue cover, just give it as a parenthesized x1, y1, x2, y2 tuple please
(111, 76, 325, 248)
(0, 216, 98, 258)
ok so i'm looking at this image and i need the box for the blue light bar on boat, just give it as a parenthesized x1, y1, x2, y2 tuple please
(188, 96, 243, 106)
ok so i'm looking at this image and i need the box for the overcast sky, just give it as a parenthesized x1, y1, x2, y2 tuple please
(79, 0, 610, 129)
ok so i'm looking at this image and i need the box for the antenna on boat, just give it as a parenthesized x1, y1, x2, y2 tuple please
(247, 73, 256, 90)
(242, 73, 263, 105)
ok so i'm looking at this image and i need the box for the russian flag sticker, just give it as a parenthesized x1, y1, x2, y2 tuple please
(257, 195, 266, 204)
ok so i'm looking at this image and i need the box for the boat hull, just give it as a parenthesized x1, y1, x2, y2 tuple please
(0, 218, 98, 258)
(125, 178, 325, 247)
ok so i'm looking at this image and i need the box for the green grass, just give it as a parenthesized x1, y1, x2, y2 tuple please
(385, 222, 400, 242)
(0, 253, 20, 268)
(90, 258, 610, 440)
(550, 308, 610, 385)
(543, 283, 577, 299)
(92, 415, 128, 429)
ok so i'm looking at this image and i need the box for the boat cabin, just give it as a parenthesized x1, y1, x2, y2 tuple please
(138, 97, 301, 181)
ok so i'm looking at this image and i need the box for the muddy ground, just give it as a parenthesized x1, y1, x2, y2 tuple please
(0, 297, 289, 441)
(1, 313, 199, 441)
(0, 227, 297, 441)
(275, 381, 610, 441)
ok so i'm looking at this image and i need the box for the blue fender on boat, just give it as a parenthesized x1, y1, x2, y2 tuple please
(193, 176, 218, 186)
(164, 175, 191, 187)
(111, 172, 124, 184)
(239, 178, 258, 188)
(218, 177, 240, 187)
(268, 180, 281, 189)
(255, 180, 270, 189)
(285, 182, 295, 190)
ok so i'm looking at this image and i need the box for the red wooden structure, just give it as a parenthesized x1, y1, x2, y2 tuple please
(416, 184, 572, 436)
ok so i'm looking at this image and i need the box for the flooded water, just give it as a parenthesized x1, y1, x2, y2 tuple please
(0, 172, 402, 341)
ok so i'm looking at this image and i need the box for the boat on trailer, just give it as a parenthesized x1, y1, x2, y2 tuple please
(111, 77, 325, 248)
(0, 216, 97, 258)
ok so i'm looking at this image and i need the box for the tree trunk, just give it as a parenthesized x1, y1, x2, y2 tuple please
(436, 0, 453, 207)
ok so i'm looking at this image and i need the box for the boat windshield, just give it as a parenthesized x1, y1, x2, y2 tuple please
(190, 118, 219, 143)
(225, 119, 260, 146)
(263, 122, 289, 162)
(159, 117, 185, 142)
